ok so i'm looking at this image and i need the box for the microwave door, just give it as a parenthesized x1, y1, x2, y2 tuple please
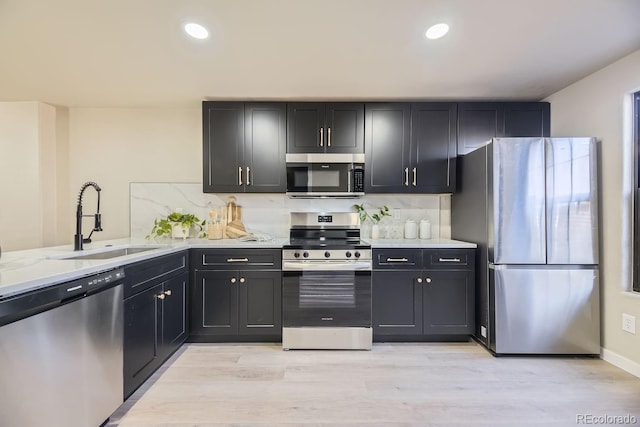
(287, 163, 350, 195)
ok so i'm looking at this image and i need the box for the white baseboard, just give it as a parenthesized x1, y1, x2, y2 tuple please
(601, 348, 640, 378)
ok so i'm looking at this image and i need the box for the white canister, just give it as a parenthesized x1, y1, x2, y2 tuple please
(404, 219, 417, 239)
(419, 218, 432, 239)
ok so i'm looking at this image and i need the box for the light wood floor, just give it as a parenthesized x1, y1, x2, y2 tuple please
(108, 342, 640, 427)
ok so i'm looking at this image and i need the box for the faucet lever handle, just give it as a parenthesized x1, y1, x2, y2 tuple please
(94, 213, 103, 231)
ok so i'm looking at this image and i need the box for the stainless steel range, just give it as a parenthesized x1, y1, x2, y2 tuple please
(282, 212, 372, 350)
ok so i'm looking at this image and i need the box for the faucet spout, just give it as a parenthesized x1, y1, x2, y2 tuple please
(74, 181, 103, 251)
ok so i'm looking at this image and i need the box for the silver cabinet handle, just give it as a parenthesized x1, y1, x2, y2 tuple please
(417, 277, 423, 283)
(320, 128, 324, 147)
(231, 277, 237, 284)
(425, 277, 432, 283)
(404, 168, 409, 186)
(238, 166, 243, 186)
(157, 293, 166, 300)
(227, 257, 249, 263)
(239, 277, 245, 283)
(412, 167, 417, 186)
(328, 127, 331, 147)
(386, 257, 409, 262)
(438, 257, 461, 262)
(164, 290, 172, 296)
(246, 166, 251, 185)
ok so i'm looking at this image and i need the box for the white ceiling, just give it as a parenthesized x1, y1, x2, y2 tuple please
(0, 0, 639, 108)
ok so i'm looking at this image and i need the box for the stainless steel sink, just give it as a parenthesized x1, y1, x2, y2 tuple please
(53, 246, 163, 260)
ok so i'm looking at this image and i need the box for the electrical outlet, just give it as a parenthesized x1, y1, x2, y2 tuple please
(622, 313, 636, 334)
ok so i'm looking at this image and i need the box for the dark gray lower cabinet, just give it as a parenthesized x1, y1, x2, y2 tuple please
(373, 271, 422, 336)
(123, 251, 189, 399)
(372, 248, 475, 341)
(422, 270, 471, 335)
(190, 249, 282, 342)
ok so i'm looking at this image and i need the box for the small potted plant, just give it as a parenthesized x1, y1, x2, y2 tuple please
(146, 211, 207, 240)
(353, 204, 391, 239)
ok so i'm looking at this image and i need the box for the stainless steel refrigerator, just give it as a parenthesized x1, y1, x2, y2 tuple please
(452, 137, 600, 355)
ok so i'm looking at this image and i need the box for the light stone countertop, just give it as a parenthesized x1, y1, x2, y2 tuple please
(0, 236, 474, 298)
(364, 238, 477, 249)
(0, 236, 288, 298)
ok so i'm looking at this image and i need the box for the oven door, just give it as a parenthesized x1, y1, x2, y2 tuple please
(282, 270, 372, 327)
(286, 162, 353, 196)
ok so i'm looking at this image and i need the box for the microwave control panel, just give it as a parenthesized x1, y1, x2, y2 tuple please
(353, 167, 364, 192)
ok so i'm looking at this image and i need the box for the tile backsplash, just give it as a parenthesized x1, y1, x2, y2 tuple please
(130, 183, 451, 239)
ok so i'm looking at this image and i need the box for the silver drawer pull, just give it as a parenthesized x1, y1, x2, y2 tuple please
(438, 257, 461, 262)
(386, 257, 409, 262)
(227, 257, 249, 263)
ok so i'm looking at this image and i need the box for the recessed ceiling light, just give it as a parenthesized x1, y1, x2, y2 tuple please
(425, 23, 449, 40)
(184, 23, 209, 40)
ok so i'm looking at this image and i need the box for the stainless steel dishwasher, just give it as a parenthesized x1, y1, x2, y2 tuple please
(0, 268, 125, 427)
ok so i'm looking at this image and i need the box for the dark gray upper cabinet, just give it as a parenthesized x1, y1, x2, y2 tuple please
(457, 103, 503, 157)
(503, 102, 550, 138)
(203, 101, 286, 193)
(364, 103, 411, 193)
(411, 103, 457, 193)
(287, 103, 364, 153)
(457, 102, 550, 155)
(365, 103, 456, 193)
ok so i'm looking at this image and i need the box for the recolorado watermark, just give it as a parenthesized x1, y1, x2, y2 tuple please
(576, 414, 637, 424)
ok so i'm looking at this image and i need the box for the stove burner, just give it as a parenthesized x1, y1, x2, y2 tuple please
(283, 212, 371, 263)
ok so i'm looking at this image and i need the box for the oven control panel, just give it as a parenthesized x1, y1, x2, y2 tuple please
(283, 249, 372, 262)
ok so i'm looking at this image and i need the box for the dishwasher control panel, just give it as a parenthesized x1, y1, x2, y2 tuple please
(0, 267, 125, 327)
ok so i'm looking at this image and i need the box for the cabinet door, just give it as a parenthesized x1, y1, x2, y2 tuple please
(203, 102, 245, 193)
(287, 103, 324, 153)
(191, 270, 239, 336)
(503, 102, 550, 138)
(238, 271, 282, 335)
(124, 283, 163, 398)
(372, 271, 422, 336)
(364, 103, 411, 193)
(457, 102, 504, 156)
(324, 103, 364, 153)
(411, 103, 457, 193)
(244, 103, 287, 192)
(161, 273, 188, 356)
(422, 270, 474, 335)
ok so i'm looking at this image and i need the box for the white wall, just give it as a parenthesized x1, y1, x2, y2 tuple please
(545, 48, 640, 373)
(67, 108, 201, 241)
(0, 102, 60, 251)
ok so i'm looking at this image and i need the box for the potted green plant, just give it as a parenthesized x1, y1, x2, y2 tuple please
(353, 204, 391, 239)
(146, 211, 207, 240)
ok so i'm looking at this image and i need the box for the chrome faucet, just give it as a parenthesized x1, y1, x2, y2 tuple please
(74, 181, 103, 251)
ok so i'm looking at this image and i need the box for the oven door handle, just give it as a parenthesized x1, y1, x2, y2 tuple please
(282, 261, 372, 271)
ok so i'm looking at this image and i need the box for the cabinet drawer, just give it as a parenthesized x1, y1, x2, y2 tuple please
(373, 249, 422, 269)
(423, 249, 474, 269)
(192, 249, 282, 270)
(124, 251, 188, 299)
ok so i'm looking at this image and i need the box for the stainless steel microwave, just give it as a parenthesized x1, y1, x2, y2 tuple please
(285, 153, 365, 198)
